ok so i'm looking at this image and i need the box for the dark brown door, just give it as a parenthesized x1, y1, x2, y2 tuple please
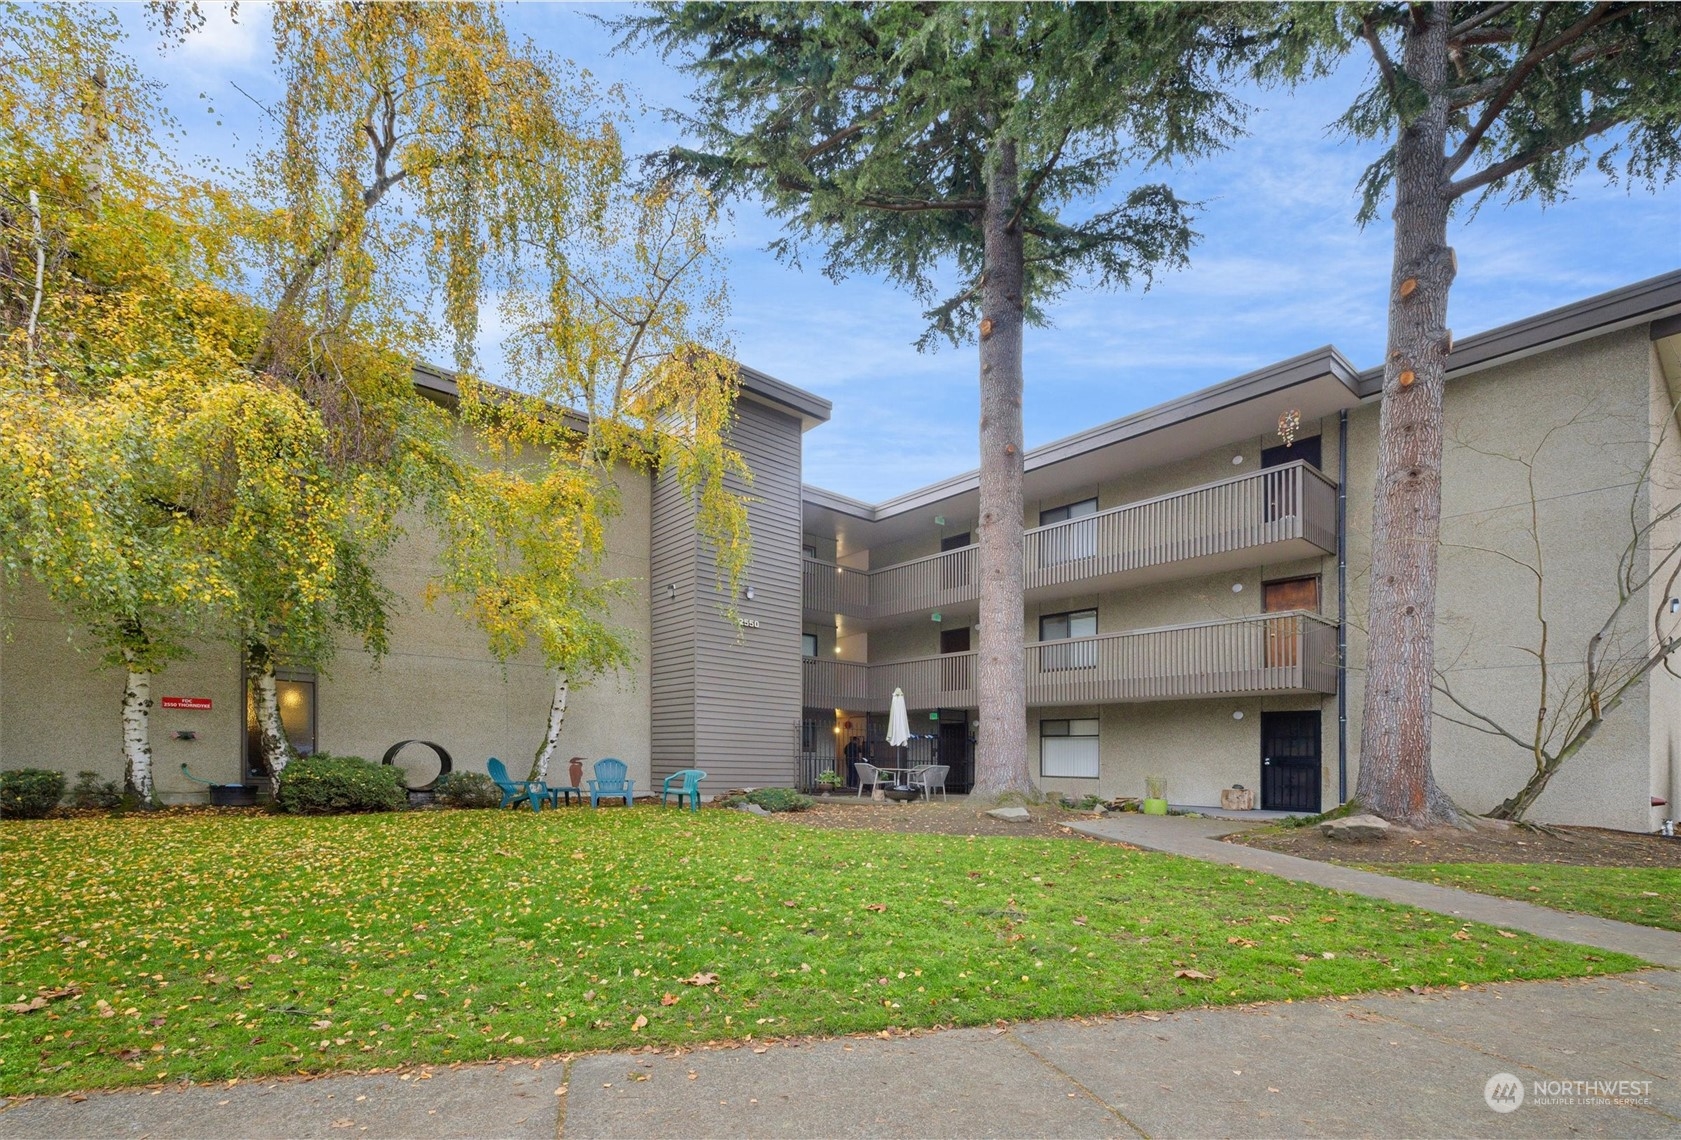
(940, 532, 971, 590)
(1263, 577, 1318, 668)
(940, 627, 971, 694)
(1261, 437, 1322, 470)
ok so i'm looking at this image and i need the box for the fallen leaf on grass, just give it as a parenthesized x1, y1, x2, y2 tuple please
(632, 1015, 648, 1032)
(1496, 930, 1517, 939)
(863, 903, 887, 913)
(1226, 937, 1257, 948)
(1173, 969, 1213, 981)
(1451, 929, 1472, 941)
(1266, 915, 1292, 924)
(660, 993, 680, 1006)
(681, 973, 719, 987)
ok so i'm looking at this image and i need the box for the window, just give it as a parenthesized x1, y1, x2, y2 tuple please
(1038, 497, 1098, 563)
(802, 543, 817, 560)
(1039, 608, 1097, 670)
(802, 633, 819, 658)
(245, 669, 316, 781)
(1041, 718, 1100, 778)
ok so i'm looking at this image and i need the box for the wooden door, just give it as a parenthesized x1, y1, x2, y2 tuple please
(1263, 577, 1319, 669)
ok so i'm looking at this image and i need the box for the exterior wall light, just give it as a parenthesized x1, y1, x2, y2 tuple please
(1231, 583, 1243, 593)
(1672, 597, 1680, 614)
(1232, 455, 1244, 465)
(744, 585, 755, 601)
(1232, 711, 1244, 720)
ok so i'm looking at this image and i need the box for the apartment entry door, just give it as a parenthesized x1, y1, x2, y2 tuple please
(937, 712, 973, 794)
(1263, 576, 1319, 669)
(1261, 711, 1321, 812)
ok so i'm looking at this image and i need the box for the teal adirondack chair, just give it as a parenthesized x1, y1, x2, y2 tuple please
(588, 758, 634, 808)
(661, 769, 707, 811)
(486, 757, 546, 811)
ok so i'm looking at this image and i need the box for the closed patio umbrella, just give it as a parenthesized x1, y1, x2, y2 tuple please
(887, 687, 911, 781)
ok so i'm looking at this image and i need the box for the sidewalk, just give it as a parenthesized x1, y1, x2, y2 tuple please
(1065, 813, 1681, 968)
(3, 971, 1676, 1138)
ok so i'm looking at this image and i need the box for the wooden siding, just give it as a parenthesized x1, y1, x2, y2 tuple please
(650, 398, 805, 788)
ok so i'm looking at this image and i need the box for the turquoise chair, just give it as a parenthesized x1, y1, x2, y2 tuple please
(486, 757, 547, 811)
(588, 758, 635, 808)
(661, 769, 707, 811)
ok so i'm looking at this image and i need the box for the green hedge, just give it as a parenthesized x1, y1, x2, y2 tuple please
(434, 771, 502, 809)
(1, 768, 67, 818)
(717, 787, 813, 813)
(275, 755, 406, 815)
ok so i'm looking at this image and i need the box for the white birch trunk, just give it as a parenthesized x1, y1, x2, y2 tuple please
(250, 656, 294, 778)
(530, 672, 570, 782)
(121, 656, 154, 802)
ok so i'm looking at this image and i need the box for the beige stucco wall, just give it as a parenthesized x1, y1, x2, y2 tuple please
(1344, 326, 1658, 830)
(0, 459, 654, 801)
(1650, 340, 1681, 827)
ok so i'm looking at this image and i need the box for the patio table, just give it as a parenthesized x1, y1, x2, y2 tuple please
(545, 785, 583, 807)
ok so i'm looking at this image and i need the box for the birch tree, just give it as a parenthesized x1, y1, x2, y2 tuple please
(621, 1, 1246, 797)
(1257, 2, 1681, 825)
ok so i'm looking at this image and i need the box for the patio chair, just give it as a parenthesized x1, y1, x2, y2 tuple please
(588, 757, 635, 808)
(662, 768, 707, 811)
(854, 761, 886, 797)
(912, 763, 950, 802)
(486, 757, 547, 812)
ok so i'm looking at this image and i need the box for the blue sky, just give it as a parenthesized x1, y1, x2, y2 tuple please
(123, 3, 1679, 503)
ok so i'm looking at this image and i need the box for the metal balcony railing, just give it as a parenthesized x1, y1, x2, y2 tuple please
(803, 461, 1338, 619)
(801, 611, 1337, 711)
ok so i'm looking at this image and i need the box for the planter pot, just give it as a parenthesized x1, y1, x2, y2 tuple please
(1142, 797, 1169, 816)
(883, 785, 921, 802)
(210, 784, 257, 807)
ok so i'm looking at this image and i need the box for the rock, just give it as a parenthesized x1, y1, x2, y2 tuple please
(1320, 813, 1391, 842)
(737, 803, 769, 817)
(986, 806, 1031, 822)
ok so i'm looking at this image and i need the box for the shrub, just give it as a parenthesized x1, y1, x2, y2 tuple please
(275, 755, 406, 815)
(435, 770, 502, 809)
(1, 768, 67, 818)
(745, 787, 813, 813)
(68, 770, 124, 810)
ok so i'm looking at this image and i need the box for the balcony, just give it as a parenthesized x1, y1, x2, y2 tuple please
(802, 611, 1338, 711)
(804, 461, 1338, 622)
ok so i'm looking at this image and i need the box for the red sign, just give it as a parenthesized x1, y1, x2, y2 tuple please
(161, 697, 213, 711)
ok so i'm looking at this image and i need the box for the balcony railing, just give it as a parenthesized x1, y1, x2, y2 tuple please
(801, 611, 1337, 711)
(803, 461, 1338, 619)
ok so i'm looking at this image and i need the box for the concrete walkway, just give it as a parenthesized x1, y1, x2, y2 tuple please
(1065, 813, 1681, 968)
(3, 972, 1676, 1138)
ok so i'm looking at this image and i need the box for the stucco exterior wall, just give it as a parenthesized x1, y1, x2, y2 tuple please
(0, 460, 655, 800)
(1650, 341, 1681, 827)
(1344, 326, 1657, 829)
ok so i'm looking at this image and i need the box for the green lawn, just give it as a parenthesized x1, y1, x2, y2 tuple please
(1, 809, 1645, 1095)
(1367, 863, 1681, 932)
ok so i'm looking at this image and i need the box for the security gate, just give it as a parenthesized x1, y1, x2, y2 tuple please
(1261, 711, 1321, 812)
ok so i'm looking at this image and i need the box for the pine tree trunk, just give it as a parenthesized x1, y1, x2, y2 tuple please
(1355, 2, 1460, 828)
(969, 137, 1032, 800)
(248, 644, 296, 779)
(530, 671, 569, 783)
(120, 653, 154, 803)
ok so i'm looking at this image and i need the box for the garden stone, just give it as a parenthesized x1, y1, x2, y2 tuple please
(737, 803, 770, 816)
(1321, 814, 1391, 842)
(986, 806, 1031, 822)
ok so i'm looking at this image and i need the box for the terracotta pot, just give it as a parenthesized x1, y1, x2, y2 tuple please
(568, 757, 585, 788)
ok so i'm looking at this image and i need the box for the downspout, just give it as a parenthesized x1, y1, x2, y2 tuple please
(1336, 409, 1349, 804)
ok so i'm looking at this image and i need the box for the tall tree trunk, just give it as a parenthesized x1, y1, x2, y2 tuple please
(248, 642, 296, 779)
(120, 650, 154, 803)
(529, 671, 570, 782)
(970, 137, 1032, 799)
(1355, 2, 1460, 828)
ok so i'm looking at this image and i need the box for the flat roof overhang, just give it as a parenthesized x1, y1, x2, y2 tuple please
(803, 346, 1362, 552)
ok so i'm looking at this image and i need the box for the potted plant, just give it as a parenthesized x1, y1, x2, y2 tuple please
(816, 769, 844, 792)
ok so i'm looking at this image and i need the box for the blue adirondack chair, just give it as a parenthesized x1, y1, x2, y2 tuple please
(588, 758, 635, 808)
(486, 757, 546, 811)
(661, 768, 707, 811)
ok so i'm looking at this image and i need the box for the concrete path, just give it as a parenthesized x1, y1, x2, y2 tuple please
(1067, 813, 1681, 969)
(4, 972, 1676, 1138)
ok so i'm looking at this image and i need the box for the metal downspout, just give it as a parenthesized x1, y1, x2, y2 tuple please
(1337, 409, 1349, 804)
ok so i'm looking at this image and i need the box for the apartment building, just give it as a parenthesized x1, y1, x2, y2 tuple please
(797, 272, 1681, 833)
(2, 273, 1677, 832)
